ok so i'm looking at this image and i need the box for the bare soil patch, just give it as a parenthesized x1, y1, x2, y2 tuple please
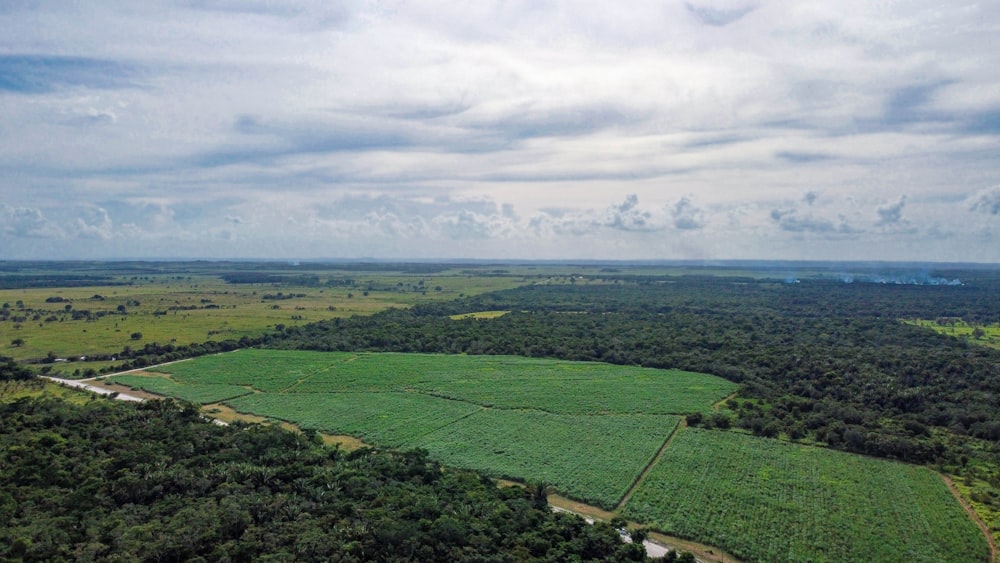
(202, 402, 370, 451)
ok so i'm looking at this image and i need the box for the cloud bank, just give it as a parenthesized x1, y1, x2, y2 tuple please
(0, 1, 998, 261)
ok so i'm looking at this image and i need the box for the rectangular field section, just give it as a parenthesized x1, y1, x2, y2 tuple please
(151, 349, 736, 414)
(109, 374, 252, 404)
(411, 411, 680, 509)
(622, 428, 989, 563)
(226, 391, 482, 447)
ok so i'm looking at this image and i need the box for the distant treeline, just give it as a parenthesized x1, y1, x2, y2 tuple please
(0, 275, 127, 289)
(270, 278, 1000, 466)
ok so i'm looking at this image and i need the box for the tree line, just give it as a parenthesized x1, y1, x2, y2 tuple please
(269, 278, 1000, 467)
(1, 390, 675, 562)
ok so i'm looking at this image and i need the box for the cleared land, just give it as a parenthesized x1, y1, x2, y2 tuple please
(108, 349, 986, 560)
(111, 349, 728, 509)
(907, 318, 1000, 350)
(141, 350, 733, 414)
(0, 266, 527, 371)
(623, 427, 990, 562)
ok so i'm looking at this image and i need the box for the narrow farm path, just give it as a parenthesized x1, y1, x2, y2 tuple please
(711, 392, 737, 411)
(277, 364, 336, 393)
(614, 419, 686, 511)
(941, 474, 998, 563)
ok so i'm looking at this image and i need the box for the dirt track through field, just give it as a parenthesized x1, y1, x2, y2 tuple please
(942, 474, 998, 562)
(614, 419, 686, 511)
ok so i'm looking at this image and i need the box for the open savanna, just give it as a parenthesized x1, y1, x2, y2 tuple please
(907, 318, 1000, 350)
(0, 264, 527, 371)
(623, 427, 990, 562)
(109, 349, 728, 508)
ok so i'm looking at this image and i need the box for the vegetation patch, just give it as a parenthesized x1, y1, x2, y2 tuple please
(145, 349, 736, 415)
(906, 318, 1000, 350)
(623, 427, 990, 562)
(413, 409, 679, 509)
(110, 374, 253, 404)
(449, 310, 510, 320)
(121, 349, 727, 510)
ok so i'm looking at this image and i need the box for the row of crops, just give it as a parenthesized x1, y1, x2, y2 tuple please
(108, 349, 990, 561)
(624, 428, 988, 562)
(140, 349, 736, 414)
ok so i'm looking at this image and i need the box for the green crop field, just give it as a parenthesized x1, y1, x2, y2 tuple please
(143, 349, 736, 414)
(225, 392, 678, 508)
(109, 373, 253, 404)
(107, 349, 986, 559)
(226, 391, 485, 447)
(623, 427, 989, 562)
(413, 410, 678, 508)
(111, 349, 721, 509)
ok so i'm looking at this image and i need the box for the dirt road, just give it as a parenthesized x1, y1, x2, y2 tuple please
(42, 376, 144, 401)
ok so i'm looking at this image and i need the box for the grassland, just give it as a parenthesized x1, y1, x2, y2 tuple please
(623, 427, 989, 562)
(449, 310, 510, 320)
(907, 318, 1000, 350)
(0, 265, 528, 372)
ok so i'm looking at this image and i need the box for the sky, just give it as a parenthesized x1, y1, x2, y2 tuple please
(1, 1, 999, 262)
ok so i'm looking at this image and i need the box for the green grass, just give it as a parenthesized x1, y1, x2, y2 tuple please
(907, 318, 1000, 350)
(623, 427, 990, 562)
(1, 379, 96, 404)
(449, 310, 510, 320)
(0, 268, 528, 364)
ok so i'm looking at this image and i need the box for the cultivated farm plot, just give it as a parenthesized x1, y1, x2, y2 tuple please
(125, 349, 718, 510)
(623, 428, 990, 562)
(226, 391, 484, 447)
(413, 410, 679, 509)
(110, 374, 253, 404)
(158, 349, 737, 414)
(146, 350, 346, 392)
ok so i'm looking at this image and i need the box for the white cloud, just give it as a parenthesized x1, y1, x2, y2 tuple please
(0, 1, 998, 261)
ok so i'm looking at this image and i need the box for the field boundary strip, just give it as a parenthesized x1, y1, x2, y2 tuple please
(711, 392, 737, 411)
(394, 403, 487, 448)
(276, 363, 340, 393)
(942, 474, 998, 562)
(614, 419, 686, 511)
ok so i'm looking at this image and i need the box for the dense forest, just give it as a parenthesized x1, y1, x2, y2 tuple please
(0, 388, 667, 562)
(271, 277, 1000, 468)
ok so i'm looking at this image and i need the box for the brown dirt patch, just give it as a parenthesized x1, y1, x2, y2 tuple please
(91, 380, 170, 401)
(202, 403, 370, 451)
(547, 493, 742, 563)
